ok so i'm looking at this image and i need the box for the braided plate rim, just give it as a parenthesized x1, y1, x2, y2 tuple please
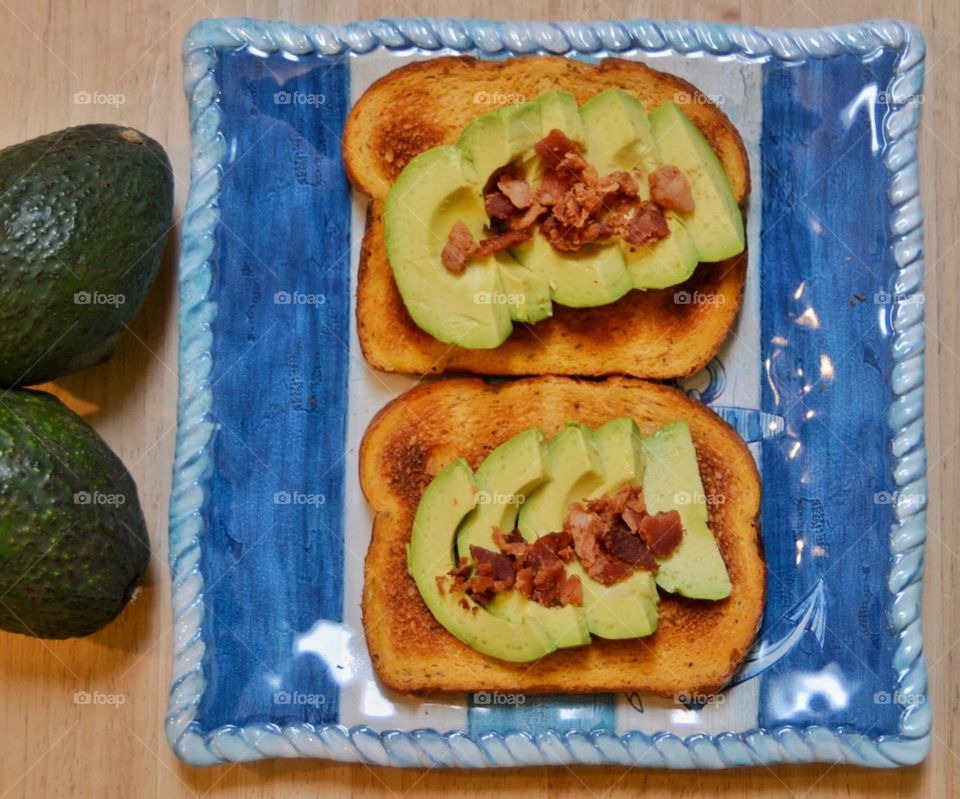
(168, 16, 929, 768)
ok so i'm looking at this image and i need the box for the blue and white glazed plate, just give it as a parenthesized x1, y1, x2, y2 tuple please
(168, 17, 929, 768)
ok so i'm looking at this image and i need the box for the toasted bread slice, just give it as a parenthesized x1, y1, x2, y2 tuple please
(344, 56, 751, 377)
(360, 376, 764, 696)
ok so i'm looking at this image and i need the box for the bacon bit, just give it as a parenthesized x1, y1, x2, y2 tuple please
(441, 221, 477, 273)
(471, 545, 516, 586)
(474, 228, 532, 257)
(650, 165, 695, 214)
(620, 201, 670, 246)
(636, 510, 683, 558)
(563, 484, 684, 586)
(534, 128, 582, 169)
(497, 171, 534, 209)
(484, 191, 516, 221)
(442, 140, 691, 271)
(558, 573, 583, 606)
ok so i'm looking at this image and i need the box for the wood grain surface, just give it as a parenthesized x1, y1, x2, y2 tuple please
(0, 1, 955, 797)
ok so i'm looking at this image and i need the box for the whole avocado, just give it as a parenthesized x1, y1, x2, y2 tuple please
(0, 390, 150, 638)
(0, 124, 173, 387)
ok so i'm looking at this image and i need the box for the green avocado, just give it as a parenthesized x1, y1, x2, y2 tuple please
(384, 146, 513, 349)
(456, 428, 552, 559)
(641, 421, 732, 600)
(579, 88, 659, 174)
(456, 101, 553, 325)
(576, 418, 659, 639)
(0, 125, 173, 387)
(648, 102, 745, 262)
(407, 459, 555, 662)
(536, 90, 585, 144)
(517, 423, 603, 540)
(510, 96, 632, 308)
(456, 101, 541, 185)
(579, 90, 699, 291)
(456, 428, 589, 649)
(0, 390, 150, 638)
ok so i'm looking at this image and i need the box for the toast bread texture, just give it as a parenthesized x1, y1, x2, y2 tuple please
(344, 56, 751, 378)
(359, 376, 764, 696)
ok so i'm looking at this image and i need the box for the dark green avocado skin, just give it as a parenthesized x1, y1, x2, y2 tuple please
(0, 124, 173, 386)
(0, 390, 150, 638)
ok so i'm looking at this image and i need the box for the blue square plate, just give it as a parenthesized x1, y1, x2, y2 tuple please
(167, 17, 929, 768)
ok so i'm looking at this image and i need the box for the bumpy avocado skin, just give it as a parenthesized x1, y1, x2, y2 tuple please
(0, 390, 150, 638)
(0, 124, 173, 386)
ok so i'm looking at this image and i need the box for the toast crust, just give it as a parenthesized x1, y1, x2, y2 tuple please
(344, 56, 752, 378)
(359, 376, 765, 696)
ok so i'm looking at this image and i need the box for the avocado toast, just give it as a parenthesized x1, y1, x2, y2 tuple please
(344, 56, 750, 377)
(359, 376, 764, 696)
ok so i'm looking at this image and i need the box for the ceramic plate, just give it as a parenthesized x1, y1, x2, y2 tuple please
(167, 17, 929, 767)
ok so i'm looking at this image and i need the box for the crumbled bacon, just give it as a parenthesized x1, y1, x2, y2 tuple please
(620, 201, 670, 246)
(484, 191, 516, 221)
(534, 129, 581, 169)
(446, 483, 685, 607)
(564, 484, 683, 586)
(442, 129, 694, 270)
(440, 221, 477, 273)
(636, 510, 684, 557)
(649, 165, 695, 214)
(497, 170, 534, 209)
(474, 228, 533, 258)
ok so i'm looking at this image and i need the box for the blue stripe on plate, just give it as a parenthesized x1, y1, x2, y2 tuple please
(757, 50, 902, 733)
(194, 49, 351, 729)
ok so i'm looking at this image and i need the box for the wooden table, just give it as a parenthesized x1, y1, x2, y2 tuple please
(0, 1, 955, 796)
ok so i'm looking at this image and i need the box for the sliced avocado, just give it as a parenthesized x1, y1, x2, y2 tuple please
(511, 232, 632, 309)
(566, 560, 658, 639)
(536, 90, 585, 145)
(456, 100, 541, 186)
(641, 421, 732, 600)
(579, 89, 659, 175)
(496, 254, 553, 324)
(456, 428, 590, 650)
(407, 459, 555, 662)
(487, 589, 590, 649)
(517, 423, 604, 539)
(622, 213, 700, 290)
(576, 418, 659, 640)
(510, 98, 632, 308)
(456, 428, 552, 559)
(578, 89, 700, 292)
(384, 146, 513, 349)
(648, 102, 745, 262)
